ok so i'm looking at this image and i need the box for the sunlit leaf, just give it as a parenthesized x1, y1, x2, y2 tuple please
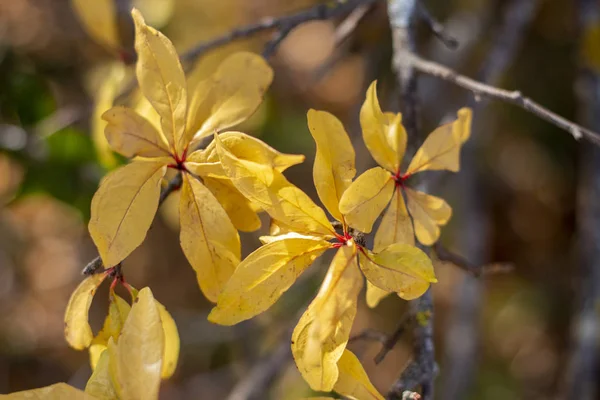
(187, 53, 273, 145)
(292, 244, 363, 391)
(365, 282, 391, 308)
(2, 382, 92, 399)
(405, 188, 452, 246)
(405, 108, 472, 174)
(110, 287, 164, 400)
(132, 8, 187, 155)
(103, 106, 172, 158)
(89, 161, 166, 267)
(334, 349, 384, 400)
(92, 63, 124, 168)
(179, 174, 241, 302)
(89, 293, 131, 370)
(85, 349, 118, 400)
(307, 109, 356, 221)
(216, 134, 334, 236)
(209, 237, 332, 326)
(132, 0, 174, 28)
(202, 176, 261, 232)
(72, 0, 120, 50)
(338, 167, 394, 233)
(360, 81, 406, 172)
(155, 301, 179, 379)
(64, 273, 107, 350)
(374, 188, 414, 250)
(359, 244, 435, 300)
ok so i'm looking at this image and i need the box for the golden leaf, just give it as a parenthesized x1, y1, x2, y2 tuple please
(406, 108, 472, 174)
(110, 287, 164, 400)
(187, 53, 273, 145)
(85, 349, 118, 400)
(71, 0, 120, 50)
(64, 273, 107, 350)
(359, 244, 435, 300)
(334, 349, 384, 400)
(292, 244, 363, 391)
(405, 188, 452, 246)
(132, 9, 187, 155)
(209, 237, 332, 326)
(89, 161, 166, 267)
(307, 109, 356, 221)
(360, 81, 406, 173)
(365, 282, 391, 309)
(179, 174, 241, 302)
(2, 382, 93, 399)
(103, 106, 172, 158)
(202, 176, 261, 232)
(338, 167, 394, 233)
(374, 187, 414, 250)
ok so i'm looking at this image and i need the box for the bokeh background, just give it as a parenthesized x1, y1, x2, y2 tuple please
(0, 0, 595, 399)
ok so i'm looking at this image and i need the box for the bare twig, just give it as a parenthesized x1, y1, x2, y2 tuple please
(401, 51, 600, 145)
(82, 172, 183, 275)
(349, 329, 388, 345)
(416, 1, 458, 49)
(181, 0, 377, 63)
(375, 314, 411, 364)
(433, 243, 513, 277)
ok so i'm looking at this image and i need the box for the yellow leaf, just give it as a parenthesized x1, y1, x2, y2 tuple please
(89, 161, 166, 267)
(365, 282, 391, 308)
(405, 188, 452, 246)
(209, 237, 332, 326)
(334, 349, 384, 400)
(64, 273, 107, 350)
(132, 0, 174, 28)
(359, 244, 435, 300)
(92, 63, 124, 169)
(102, 106, 172, 158)
(374, 187, 414, 250)
(216, 134, 334, 236)
(338, 167, 394, 233)
(292, 244, 363, 391)
(71, 0, 120, 50)
(202, 176, 261, 232)
(200, 131, 305, 173)
(360, 81, 406, 173)
(155, 301, 180, 379)
(132, 8, 187, 155)
(307, 109, 356, 221)
(2, 382, 93, 399)
(405, 108, 472, 174)
(187, 53, 273, 145)
(85, 349, 118, 400)
(179, 174, 241, 302)
(89, 293, 131, 370)
(110, 287, 164, 400)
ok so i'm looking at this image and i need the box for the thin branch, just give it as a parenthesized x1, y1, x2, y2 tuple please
(416, 1, 458, 49)
(82, 172, 183, 275)
(349, 329, 389, 345)
(433, 243, 513, 277)
(402, 51, 600, 145)
(375, 314, 411, 364)
(180, 0, 377, 64)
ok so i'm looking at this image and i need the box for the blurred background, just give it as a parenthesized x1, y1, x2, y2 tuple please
(0, 0, 596, 399)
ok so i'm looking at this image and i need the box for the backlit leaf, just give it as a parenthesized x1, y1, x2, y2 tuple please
(307, 109, 356, 221)
(209, 237, 332, 326)
(203, 176, 261, 232)
(374, 188, 414, 250)
(405, 108, 472, 174)
(156, 301, 179, 379)
(89, 161, 166, 267)
(360, 81, 407, 173)
(179, 174, 241, 302)
(405, 188, 452, 246)
(2, 382, 92, 400)
(334, 349, 384, 400)
(72, 0, 120, 50)
(359, 244, 435, 300)
(132, 8, 187, 155)
(365, 282, 391, 309)
(92, 63, 124, 168)
(292, 244, 363, 391)
(64, 273, 107, 350)
(187, 53, 273, 145)
(89, 293, 131, 370)
(110, 287, 164, 400)
(338, 167, 394, 233)
(216, 134, 334, 236)
(85, 349, 118, 400)
(103, 106, 172, 158)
